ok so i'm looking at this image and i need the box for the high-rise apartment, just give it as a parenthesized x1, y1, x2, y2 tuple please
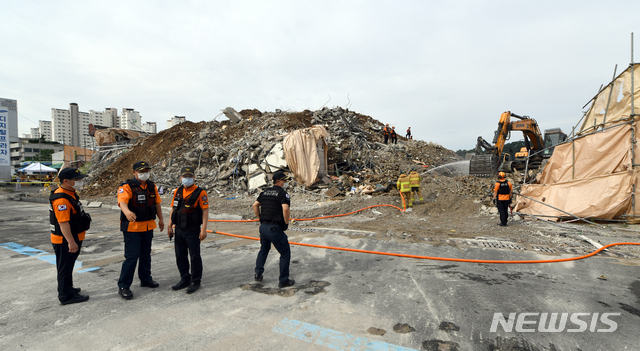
(39, 120, 52, 141)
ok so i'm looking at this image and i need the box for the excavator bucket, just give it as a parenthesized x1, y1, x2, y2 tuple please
(469, 154, 499, 177)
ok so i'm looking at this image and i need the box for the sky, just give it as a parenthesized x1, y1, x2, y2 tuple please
(1, 0, 639, 151)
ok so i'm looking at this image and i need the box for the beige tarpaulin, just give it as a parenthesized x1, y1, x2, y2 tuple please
(283, 125, 328, 186)
(580, 65, 640, 134)
(516, 118, 640, 222)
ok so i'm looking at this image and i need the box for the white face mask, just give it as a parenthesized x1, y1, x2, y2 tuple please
(181, 177, 194, 187)
(281, 181, 289, 189)
(71, 180, 84, 190)
(137, 172, 151, 181)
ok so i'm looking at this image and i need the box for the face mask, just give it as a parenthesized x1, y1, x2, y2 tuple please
(281, 182, 289, 189)
(181, 177, 194, 187)
(137, 172, 150, 181)
(71, 180, 84, 190)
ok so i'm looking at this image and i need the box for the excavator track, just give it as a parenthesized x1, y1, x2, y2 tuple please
(469, 154, 499, 177)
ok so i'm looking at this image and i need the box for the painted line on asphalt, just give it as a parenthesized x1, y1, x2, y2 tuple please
(272, 318, 418, 351)
(0, 242, 100, 273)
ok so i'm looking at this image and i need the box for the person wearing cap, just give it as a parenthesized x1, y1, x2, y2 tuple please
(492, 171, 513, 227)
(252, 171, 295, 288)
(168, 167, 209, 294)
(116, 161, 164, 300)
(49, 168, 92, 305)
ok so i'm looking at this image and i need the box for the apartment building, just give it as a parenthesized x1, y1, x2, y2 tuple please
(166, 116, 186, 129)
(39, 120, 52, 141)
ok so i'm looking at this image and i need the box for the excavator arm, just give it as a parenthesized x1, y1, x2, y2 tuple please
(469, 111, 545, 177)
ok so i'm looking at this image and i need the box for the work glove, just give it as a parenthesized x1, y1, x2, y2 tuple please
(492, 198, 497, 206)
(282, 223, 289, 231)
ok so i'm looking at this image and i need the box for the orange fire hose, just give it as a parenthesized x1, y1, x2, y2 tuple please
(207, 202, 640, 264)
(207, 229, 640, 264)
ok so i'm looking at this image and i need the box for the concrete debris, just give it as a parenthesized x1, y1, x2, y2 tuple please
(83, 106, 493, 200)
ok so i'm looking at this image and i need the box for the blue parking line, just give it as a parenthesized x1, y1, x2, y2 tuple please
(0, 242, 100, 273)
(272, 318, 418, 351)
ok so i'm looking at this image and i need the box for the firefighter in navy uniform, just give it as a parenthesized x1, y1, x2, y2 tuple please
(50, 168, 91, 305)
(492, 172, 513, 227)
(168, 167, 209, 294)
(252, 171, 295, 288)
(117, 161, 164, 300)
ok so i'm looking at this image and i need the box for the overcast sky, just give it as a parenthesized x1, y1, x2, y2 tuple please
(2, 1, 638, 150)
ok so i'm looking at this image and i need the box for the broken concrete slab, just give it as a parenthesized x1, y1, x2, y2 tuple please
(248, 172, 268, 191)
(323, 187, 341, 197)
(222, 107, 243, 123)
(87, 202, 102, 208)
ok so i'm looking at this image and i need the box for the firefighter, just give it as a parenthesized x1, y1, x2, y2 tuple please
(406, 127, 412, 139)
(492, 171, 513, 226)
(117, 161, 164, 300)
(390, 126, 398, 144)
(409, 168, 424, 204)
(382, 124, 390, 144)
(252, 171, 295, 288)
(397, 172, 413, 208)
(168, 167, 209, 294)
(50, 168, 91, 305)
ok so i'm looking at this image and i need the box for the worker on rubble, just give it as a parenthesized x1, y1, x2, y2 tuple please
(397, 172, 413, 208)
(252, 171, 295, 288)
(50, 168, 91, 305)
(390, 127, 398, 144)
(409, 168, 424, 204)
(406, 127, 412, 139)
(168, 167, 209, 294)
(492, 171, 513, 227)
(117, 161, 164, 300)
(383, 124, 390, 144)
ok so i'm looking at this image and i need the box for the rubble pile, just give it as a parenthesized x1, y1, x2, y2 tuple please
(83, 107, 463, 198)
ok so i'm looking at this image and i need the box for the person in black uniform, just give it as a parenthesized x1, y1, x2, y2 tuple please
(50, 168, 92, 305)
(390, 126, 398, 144)
(252, 171, 295, 288)
(168, 167, 209, 294)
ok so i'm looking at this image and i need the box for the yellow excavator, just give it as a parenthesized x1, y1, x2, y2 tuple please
(469, 111, 567, 177)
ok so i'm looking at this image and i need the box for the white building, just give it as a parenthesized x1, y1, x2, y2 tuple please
(143, 122, 157, 134)
(39, 120, 52, 141)
(30, 128, 40, 139)
(120, 108, 143, 131)
(89, 110, 114, 128)
(52, 104, 125, 147)
(166, 116, 186, 129)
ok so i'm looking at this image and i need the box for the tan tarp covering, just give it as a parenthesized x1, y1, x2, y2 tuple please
(579, 65, 640, 134)
(516, 120, 639, 222)
(283, 125, 328, 186)
(94, 128, 141, 146)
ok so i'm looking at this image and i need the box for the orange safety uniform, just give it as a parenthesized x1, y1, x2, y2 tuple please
(170, 185, 209, 230)
(397, 173, 413, 207)
(118, 179, 162, 232)
(50, 187, 87, 244)
(493, 179, 513, 201)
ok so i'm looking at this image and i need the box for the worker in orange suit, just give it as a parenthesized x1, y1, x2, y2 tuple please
(117, 161, 164, 300)
(397, 172, 413, 208)
(492, 171, 513, 227)
(382, 124, 390, 144)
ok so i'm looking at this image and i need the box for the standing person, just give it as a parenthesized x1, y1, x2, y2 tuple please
(492, 172, 513, 227)
(396, 172, 413, 208)
(50, 168, 91, 305)
(408, 169, 424, 204)
(252, 171, 295, 288)
(117, 161, 164, 300)
(390, 127, 398, 144)
(168, 167, 209, 294)
(406, 127, 412, 139)
(382, 124, 390, 144)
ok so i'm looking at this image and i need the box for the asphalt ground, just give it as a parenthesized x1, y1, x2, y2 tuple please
(0, 197, 639, 351)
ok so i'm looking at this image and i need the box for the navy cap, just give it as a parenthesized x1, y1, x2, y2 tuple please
(272, 171, 291, 181)
(133, 161, 152, 171)
(180, 167, 195, 176)
(58, 168, 87, 181)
